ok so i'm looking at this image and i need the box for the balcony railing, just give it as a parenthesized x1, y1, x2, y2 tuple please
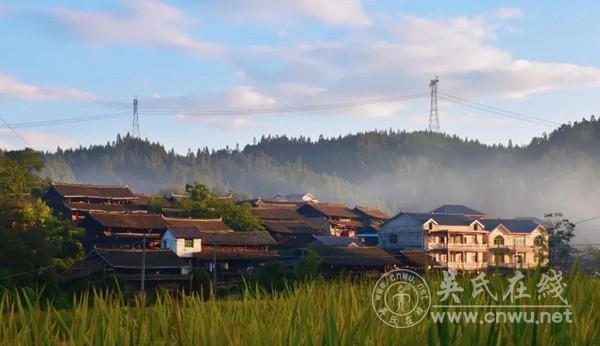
(443, 262, 487, 270)
(426, 243, 488, 250)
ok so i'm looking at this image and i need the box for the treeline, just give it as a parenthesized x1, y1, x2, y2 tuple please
(41, 116, 600, 241)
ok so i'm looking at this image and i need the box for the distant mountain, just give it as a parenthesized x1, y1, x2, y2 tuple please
(42, 116, 600, 243)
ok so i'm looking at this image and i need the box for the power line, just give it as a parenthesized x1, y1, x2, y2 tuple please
(575, 216, 600, 225)
(0, 115, 29, 146)
(0, 111, 130, 130)
(439, 93, 561, 126)
(139, 94, 429, 116)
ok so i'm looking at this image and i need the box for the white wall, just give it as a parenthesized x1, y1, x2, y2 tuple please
(162, 230, 202, 258)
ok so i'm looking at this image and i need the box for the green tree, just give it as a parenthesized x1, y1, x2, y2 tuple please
(295, 249, 321, 282)
(179, 183, 264, 232)
(0, 150, 85, 289)
(544, 212, 576, 269)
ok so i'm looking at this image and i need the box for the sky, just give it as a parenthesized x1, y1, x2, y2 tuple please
(0, 0, 599, 153)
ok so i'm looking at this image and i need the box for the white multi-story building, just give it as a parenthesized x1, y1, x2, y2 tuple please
(379, 206, 548, 271)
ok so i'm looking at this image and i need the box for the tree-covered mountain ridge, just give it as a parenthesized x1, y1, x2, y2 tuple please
(42, 116, 600, 243)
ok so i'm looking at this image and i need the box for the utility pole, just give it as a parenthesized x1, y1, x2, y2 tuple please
(212, 232, 217, 298)
(141, 233, 146, 293)
(132, 95, 140, 138)
(428, 76, 440, 132)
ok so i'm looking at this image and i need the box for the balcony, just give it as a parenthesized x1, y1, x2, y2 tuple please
(426, 243, 448, 250)
(448, 243, 488, 250)
(426, 242, 487, 250)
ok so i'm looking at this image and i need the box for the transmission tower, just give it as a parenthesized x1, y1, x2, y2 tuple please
(132, 95, 140, 138)
(428, 76, 440, 132)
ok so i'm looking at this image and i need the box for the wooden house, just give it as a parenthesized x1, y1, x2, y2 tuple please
(78, 212, 233, 250)
(61, 248, 191, 294)
(43, 182, 138, 220)
(193, 231, 277, 285)
(352, 206, 389, 226)
(313, 247, 402, 278)
(251, 206, 325, 247)
(297, 203, 363, 237)
(161, 219, 232, 258)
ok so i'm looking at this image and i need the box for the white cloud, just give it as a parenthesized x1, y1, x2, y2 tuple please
(50, 0, 220, 55)
(0, 73, 100, 101)
(214, 0, 370, 27)
(225, 86, 275, 108)
(234, 10, 600, 110)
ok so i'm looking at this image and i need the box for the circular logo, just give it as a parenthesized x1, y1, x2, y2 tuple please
(371, 269, 431, 328)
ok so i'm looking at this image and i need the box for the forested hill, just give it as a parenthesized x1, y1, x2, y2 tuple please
(42, 116, 600, 242)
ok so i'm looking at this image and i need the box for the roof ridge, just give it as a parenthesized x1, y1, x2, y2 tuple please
(162, 216, 223, 221)
(52, 181, 129, 188)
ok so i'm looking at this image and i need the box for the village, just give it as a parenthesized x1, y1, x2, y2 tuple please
(44, 182, 550, 294)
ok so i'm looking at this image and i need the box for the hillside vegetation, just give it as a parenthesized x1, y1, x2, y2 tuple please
(42, 116, 600, 242)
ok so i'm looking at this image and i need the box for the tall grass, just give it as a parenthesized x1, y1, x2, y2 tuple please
(0, 273, 599, 345)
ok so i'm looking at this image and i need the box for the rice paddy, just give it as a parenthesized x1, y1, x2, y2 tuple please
(1, 271, 599, 345)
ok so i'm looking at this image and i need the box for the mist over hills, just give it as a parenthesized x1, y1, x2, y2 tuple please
(42, 116, 600, 244)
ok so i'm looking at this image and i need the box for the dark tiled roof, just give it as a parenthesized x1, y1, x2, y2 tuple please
(64, 202, 146, 213)
(163, 217, 232, 231)
(84, 213, 166, 229)
(309, 236, 366, 248)
(299, 203, 359, 219)
(94, 249, 187, 268)
(194, 250, 279, 261)
(482, 219, 542, 233)
(82, 213, 231, 231)
(400, 212, 475, 226)
(166, 227, 203, 238)
(243, 198, 306, 208)
(197, 231, 276, 246)
(50, 182, 136, 199)
(252, 208, 303, 220)
(133, 194, 177, 208)
(514, 217, 553, 228)
(315, 247, 402, 266)
(353, 206, 389, 220)
(262, 220, 322, 234)
(430, 204, 485, 216)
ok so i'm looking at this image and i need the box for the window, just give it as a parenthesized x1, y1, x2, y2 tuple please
(474, 223, 479, 231)
(534, 236, 545, 247)
(493, 236, 504, 246)
(184, 238, 194, 248)
(389, 234, 398, 244)
(514, 237, 525, 247)
(428, 222, 434, 230)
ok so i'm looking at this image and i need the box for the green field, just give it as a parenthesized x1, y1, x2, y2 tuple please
(1, 271, 599, 345)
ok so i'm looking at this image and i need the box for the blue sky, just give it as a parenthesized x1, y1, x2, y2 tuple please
(0, 0, 599, 152)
